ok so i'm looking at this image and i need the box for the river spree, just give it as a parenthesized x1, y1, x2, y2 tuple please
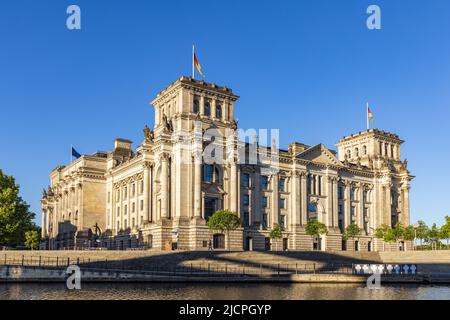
(0, 283, 449, 300)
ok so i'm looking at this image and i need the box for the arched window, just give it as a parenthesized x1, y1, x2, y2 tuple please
(193, 99, 199, 113)
(355, 148, 359, 157)
(204, 102, 211, 116)
(363, 145, 367, 155)
(346, 149, 351, 159)
(215, 104, 222, 119)
(308, 203, 318, 221)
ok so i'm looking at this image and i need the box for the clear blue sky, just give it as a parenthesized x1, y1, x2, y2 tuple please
(1, 0, 449, 227)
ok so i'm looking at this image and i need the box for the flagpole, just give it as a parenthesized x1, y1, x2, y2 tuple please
(192, 45, 195, 79)
(366, 102, 369, 130)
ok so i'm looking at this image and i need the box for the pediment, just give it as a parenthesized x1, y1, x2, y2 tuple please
(202, 183, 225, 195)
(297, 144, 343, 167)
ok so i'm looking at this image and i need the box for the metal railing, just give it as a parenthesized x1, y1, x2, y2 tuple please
(0, 254, 357, 277)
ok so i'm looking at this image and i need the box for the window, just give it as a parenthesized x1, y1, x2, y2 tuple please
(215, 104, 222, 119)
(132, 184, 135, 197)
(117, 207, 121, 217)
(363, 145, 367, 155)
(280, 215, 286, 229)
(262, 196, 268, 208)
(338, 186, 344, 200)
(279, 198, 286, 209)
(117, 221, 120, 231)
(243, 194, 250, 206)
(140, 200, 144, 211)
(124, 204, 128, 215)
(350, 188, 355, 201)
(244, 212, 250, 227)
(363, 190, 369, 202)
(261, 176, 268, 190)
(204, 102, 211, 116)
(355, 147, 359, 157)
(317, 176, 322, 195)
(203, 164, 214, 182)
(193, 99, 199, 113)
(132, 202, 135, 213)
(132, 218, 135, 228)
(279, 178, 286, 192)
(308, 203, 317, 221)
(116, 190, 120, 201)
(124, 186, 128, 199)
(242, 173, 250, 188)
(108, 192, 111, 203)
(347, 149, 351, 159)
(140, 180, 144, 194)
(262, 214, 268, 228)
(338, 204, 343, 216)
(391, 145, 395, 158)
(124, 219, 128, 229)
(351, 206, 356, 223)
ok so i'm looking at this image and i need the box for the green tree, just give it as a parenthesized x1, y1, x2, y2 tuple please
(374, 224, 397, 251)
(403, 225, 416, 241)
(305, 220, 328, 250)
(24, 230, 40, 250)
(343, 223, 362, 241)
(426, 223, 440, 250)
(0, 169, 38, 247)
(439, 216, 450, 247)
(269, 223, 283, 251)
(415, 220, 429, 247)
(207, 210, 241, 250)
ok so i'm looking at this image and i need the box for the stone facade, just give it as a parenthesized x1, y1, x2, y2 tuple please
(40, 76, 414, 252)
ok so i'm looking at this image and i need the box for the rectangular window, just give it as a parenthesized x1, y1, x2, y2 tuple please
(140, 200, 144, 211)
(242, 173, 250, 188)
(279, 178, 285, 192)
(124, 186, 128, 199)
(132, 202, 135, 213)
(261, 176, 268, 190)
(116, 190, 120, 201)
(244, 212, 250, 227)
(263, 214, 268, 228)
(108, 192, 111, 203)
(262, 196, 268, 208)
(132, 218, 135, 228)
(279, 198, 286, 209)
(243, 194, 250, 206)
(124, 204, 128, 215)
(280, 215, 286, 228)
(363, 190, 369, 202)
(117, 221, 120, 230)
(132, 184, 136, 197)
(350, 188, 355, 201)
(338, 204, 343, 216)
(117, 207, 121, 217)
(338, 186, 344, 200)
(351, 206, 356, 223)
(140, 180, 144, 194)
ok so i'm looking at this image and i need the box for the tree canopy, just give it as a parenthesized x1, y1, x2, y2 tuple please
(343, 223, 361, 240)
(207, 210, 241, 250)
(305, 220, 328, 238)
(0, 169, 39, 247)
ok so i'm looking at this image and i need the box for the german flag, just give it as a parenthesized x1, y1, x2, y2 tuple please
(194, 53, 204, 77)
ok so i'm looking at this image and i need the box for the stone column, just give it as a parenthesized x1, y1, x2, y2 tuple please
(230, 159, 238, 212)
(383, 185, 392, 227)
(291, 172, 300, 226)
(300, 172, 308, 225)
(41, 210, 47, 238)
(401, 186, 410, 226)
(143, 162, 151, 223)
(344, 181, 351, 227)
(332, 178, 339, 228)
(326, 176, 333, 228)
(160, 153, 169, 219)
(358, 184, 364, 229)
(194, 152, 202, 218)
(271, 174, 279, 226)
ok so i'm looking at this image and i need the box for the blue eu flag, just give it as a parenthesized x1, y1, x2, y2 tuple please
(71, 146, 81, 159)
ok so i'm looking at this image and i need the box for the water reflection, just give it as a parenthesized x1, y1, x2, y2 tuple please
(0, 283, 449, 300)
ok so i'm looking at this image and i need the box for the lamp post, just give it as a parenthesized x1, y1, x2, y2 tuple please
(413, 223, 419, 251)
